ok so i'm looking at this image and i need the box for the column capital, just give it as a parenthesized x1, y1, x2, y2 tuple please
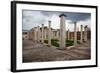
(59, 13, 66, 48)
(59, 14, 67, 17)
(81, 25, 83, 27)
(84, 25, 88, 28)
(34, 27, 37, 30)
(48, 20, 51, 23)
(42, 24, 44, 26)
(74, 21, 77, 24)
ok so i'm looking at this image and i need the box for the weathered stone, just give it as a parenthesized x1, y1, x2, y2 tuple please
(41, 24, 44, 43)
(84, 25, 88, 42)
(48, 21, 51, 45)
(80, 25, 83, 43)
(59, 14, 66, 49)
(74, 22, 77, 45)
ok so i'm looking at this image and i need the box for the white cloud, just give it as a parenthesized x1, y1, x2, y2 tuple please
(22, 10, 47, 30)
(65, 19, 91, 31)
(50, 14, 60, 29)
(22, 10, 91, 31)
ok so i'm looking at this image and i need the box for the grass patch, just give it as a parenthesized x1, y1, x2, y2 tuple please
(44, 39, 80, 47)
(44, 39, 59, 47)
(51, 39, 59, 47)
(66, 40, 74, 47)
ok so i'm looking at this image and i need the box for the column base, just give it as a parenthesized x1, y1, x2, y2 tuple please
(67, 46, 75, 50)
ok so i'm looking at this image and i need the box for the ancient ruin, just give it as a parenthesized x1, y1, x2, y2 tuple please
(22, 14, 91, 62)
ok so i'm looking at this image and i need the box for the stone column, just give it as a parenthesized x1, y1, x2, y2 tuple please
(48, 21, 51, 45)
(37, 26, 40, 42)
(74, 22, 77, 45)
(52, 30, 54, 38)
(34, 27, 37, 42)
(44, 28, 47, 39)
(80, 25, 83, 43)
(52, 30, 54, 39)
(56, 30, 59, 39)
(67, 29, 70, 40)
(70, 32, 72, 40)
(84, 25, 88, 42)
(28, 30, 32, 40)
(44, 27, 46, 39)
(41, 24, 44, 43)
(59, 14, 66, 48)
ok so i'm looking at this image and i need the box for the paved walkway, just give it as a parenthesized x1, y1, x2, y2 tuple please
(23, 39, 91, 63)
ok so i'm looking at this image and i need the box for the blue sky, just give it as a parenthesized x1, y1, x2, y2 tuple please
(22, 10, 91, 31)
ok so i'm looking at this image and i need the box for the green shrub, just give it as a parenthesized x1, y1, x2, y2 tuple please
(66, 40, 74, 47)
(51, 39, 59, 47)
(51, 39, 59, 42)
(44, 39, 76, 47)
(66, 42, 73, 47)
(51, 39, 75, 47)
(44, 40, 48, 44)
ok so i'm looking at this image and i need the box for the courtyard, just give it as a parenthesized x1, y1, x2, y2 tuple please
(22, 12, 91, 63)
(23, 39, 90, 62)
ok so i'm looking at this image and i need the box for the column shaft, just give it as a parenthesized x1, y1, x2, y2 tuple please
(37, 26, 40, 42)
(59, 15, 66, 48)
(84, 26, 88, 42)
(34, 27, 37, 42)
(74, 22, 77, 45)
(67, 29, 70, 40)
(48, 21, 51, 45)
(41, 24, 44, 43)
(80, 25, 83, 43)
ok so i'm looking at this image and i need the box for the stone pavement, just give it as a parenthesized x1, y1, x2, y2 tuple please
(23, 39, 90, 63)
